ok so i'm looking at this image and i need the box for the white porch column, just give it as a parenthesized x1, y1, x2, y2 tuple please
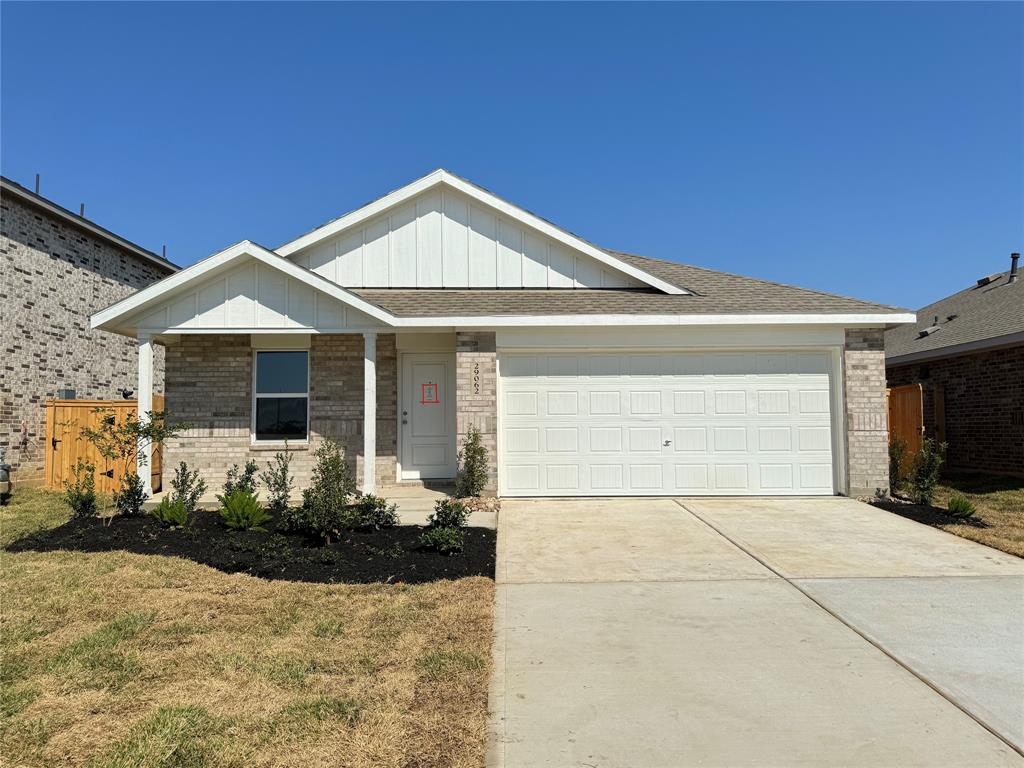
(363, 331, 377, 494)
(137, 333, 154, 496)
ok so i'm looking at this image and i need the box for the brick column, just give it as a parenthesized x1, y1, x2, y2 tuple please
(455, 331, 498, 494)
(843, 328, 889, 496)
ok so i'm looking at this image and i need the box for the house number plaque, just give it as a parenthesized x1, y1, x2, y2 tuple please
(472, 362, 480, 395)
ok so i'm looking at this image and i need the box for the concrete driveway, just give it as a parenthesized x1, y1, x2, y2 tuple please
(489, 497, 1024, 767)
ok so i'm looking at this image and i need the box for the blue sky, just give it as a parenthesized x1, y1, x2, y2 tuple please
(2, 2, 1021, 309)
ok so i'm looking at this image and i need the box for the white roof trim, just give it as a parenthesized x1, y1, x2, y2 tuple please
(90, 240, 397, 331)
(385, 312, 917, 328)
(275, 169, 688, 296)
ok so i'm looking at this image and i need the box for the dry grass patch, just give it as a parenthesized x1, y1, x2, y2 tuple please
(1, 489, 495, 767)
(931, 473, 1024, 557)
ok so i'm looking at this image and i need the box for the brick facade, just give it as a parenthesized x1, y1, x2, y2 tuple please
(163, 334, 397, 491)
(0, 192, 173, 486)
(455, 331, 498, 493)
(843, 328, 889, 496)
(887, 345, 1024, 476)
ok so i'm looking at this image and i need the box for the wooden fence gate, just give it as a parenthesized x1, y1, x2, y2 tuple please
(43, 397, 164, 494)
(887, 383, 924, 468)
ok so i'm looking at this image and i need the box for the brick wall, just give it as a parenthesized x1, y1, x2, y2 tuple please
(163, 333, 397, 491)
(843, 328, 889, 496)
(455, 331, 498, 493)
(887, 345, 1024, 476)
(0, 193, 173, 485)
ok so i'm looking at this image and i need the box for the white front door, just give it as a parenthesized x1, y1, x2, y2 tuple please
(400, 352, 457, 479)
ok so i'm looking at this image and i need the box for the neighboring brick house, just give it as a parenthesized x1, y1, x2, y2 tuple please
(0, 176, 178, 486)
(92, 169, 913, 498)
(885, 254, 1023, 477)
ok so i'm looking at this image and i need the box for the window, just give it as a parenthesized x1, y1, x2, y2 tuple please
(253, 350, 308, 441)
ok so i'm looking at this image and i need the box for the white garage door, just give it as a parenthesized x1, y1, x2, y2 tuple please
(499, 351, 837, 496)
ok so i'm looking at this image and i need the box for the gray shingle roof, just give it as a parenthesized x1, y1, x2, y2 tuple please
(885, 267, 1024, 362)
(350, 251, 908, 318)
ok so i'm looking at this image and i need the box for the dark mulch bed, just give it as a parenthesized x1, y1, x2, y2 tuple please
(870, 498, 990, 529)
(5, 511, 495, 585)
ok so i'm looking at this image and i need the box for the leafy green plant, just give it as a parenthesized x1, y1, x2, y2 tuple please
(170, 462, 207, 515)
(218, 460, 259, 504)
(261, 450, 294, 516)
(946, 494, 976, 519)
(299, 439, 357, 544)
(888, 436, 907, 492)
(356, 494, 399, 530)
(64, 460, 98, 519)
(454, 426, 489, 498)
(428, 497, 469, 529)
(278, 505, 307, 533)
(219, 490, 271, 532)
(113, 472, 148, 517)
(419, 526, 465, 555)
(79, 407, 186, 522)
(150, 496, 189, 528)
(907, 439, 947, 505)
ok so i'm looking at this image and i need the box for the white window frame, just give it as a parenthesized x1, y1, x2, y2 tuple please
(251, 349, 310, 445)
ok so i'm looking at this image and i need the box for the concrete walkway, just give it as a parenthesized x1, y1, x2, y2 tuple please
(489, 497, 1024, 767)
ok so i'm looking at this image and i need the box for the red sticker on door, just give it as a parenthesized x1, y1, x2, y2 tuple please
(420, 382, 440, 405)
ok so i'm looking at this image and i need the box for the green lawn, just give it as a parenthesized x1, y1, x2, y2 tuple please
(1, 488, 494, 768)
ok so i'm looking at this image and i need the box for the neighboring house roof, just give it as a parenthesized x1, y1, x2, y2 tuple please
(1, 176, 179, 273)
(885, 260, 1023, 365)
(352, 251, 908, 317)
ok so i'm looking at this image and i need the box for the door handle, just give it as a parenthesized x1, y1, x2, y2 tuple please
(663, 440, 672, 447)
(51, 437, 61, 450)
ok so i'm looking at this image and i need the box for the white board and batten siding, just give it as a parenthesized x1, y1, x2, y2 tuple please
(290, 188, 642, 289)
(133, 259, 382, 333)
(499, 350, 840, 497)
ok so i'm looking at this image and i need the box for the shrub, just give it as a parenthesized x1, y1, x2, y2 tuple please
(170, 462, 207, 515)
(150, 496, 189, 528)
(278, 505, 307, 533)
(219, 490, 271, 531)
(218, 460, 259, 504)
(454, 426, 489, 498)
(356, 494, 399, 530)
(428, 497, 469, 529)
(906, 439, 947, 505)
(113, 472, 148, 517)
(888, 437, 907, 492)
(299, 440, 357, 544)
(64, 460, 98, 519)
(947, 494, 976, 520)
(419, 526, 465, 555)
(415, 528, 464, 557)
(261, 451, 294, 516)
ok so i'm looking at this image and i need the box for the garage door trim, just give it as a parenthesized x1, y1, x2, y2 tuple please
(496, 346, 847, 497)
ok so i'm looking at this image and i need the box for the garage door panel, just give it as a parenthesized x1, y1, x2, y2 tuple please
(500, 351, 835, 496)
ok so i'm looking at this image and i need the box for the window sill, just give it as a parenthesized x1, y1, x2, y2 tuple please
(249, 441, 310, 452)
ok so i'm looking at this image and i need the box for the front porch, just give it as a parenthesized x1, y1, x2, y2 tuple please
(136, 331, 498, 498)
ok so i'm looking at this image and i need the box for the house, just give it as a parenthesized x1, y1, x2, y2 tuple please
(0, 176, 179, 486)
(90, 170, 913, 498)
(885, 255, 1023, 476)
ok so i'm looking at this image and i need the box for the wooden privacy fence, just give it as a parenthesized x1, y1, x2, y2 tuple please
(44, 397, 164, 494)
(887, 383, 924, 465)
